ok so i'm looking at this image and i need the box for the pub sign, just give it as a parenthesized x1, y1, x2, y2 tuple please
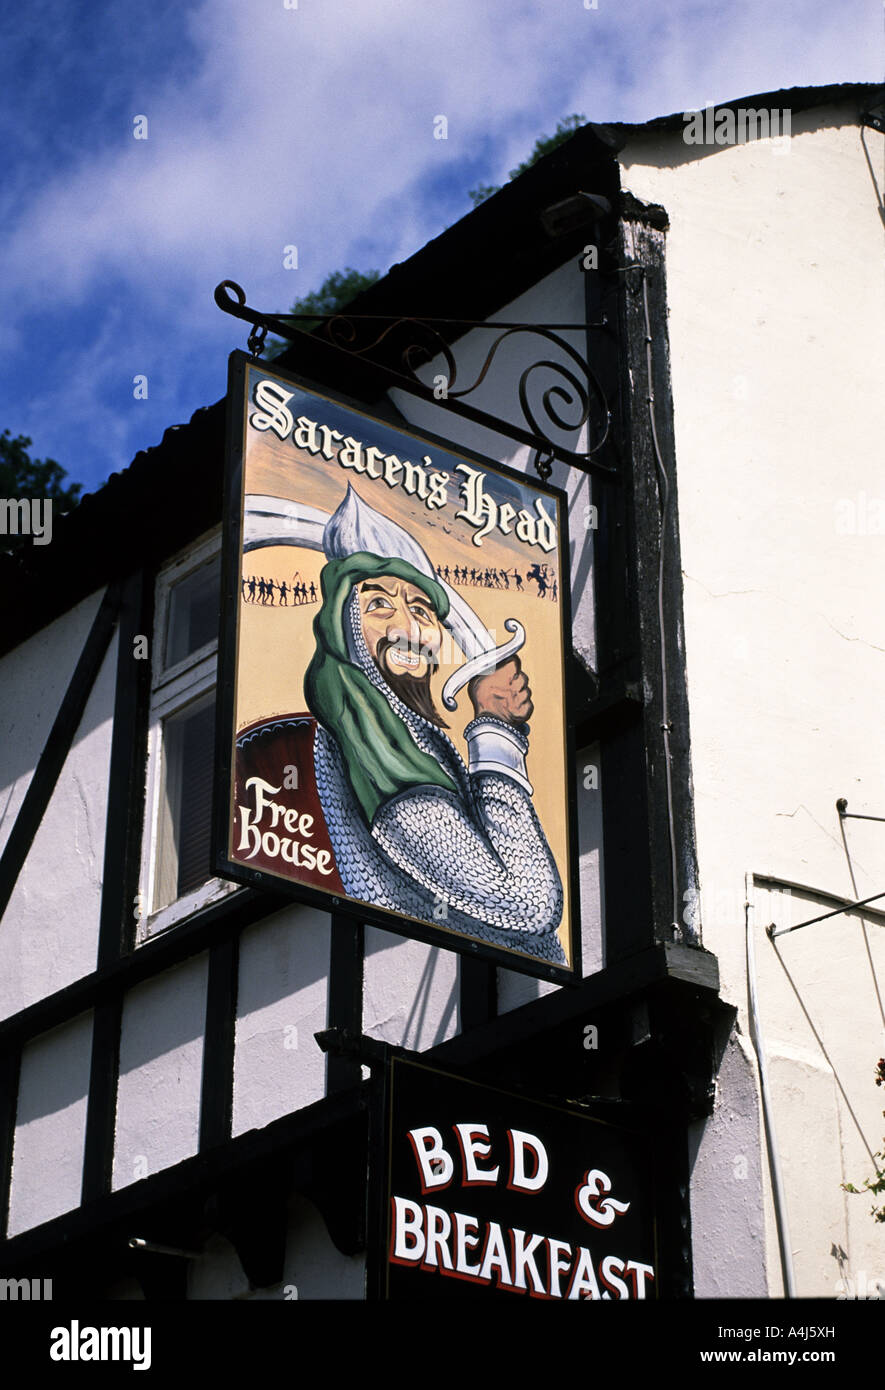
(216, 352, 578, 977)
(378, 1058, 658, 1300)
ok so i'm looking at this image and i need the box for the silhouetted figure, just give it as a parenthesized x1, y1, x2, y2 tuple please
(527, 563, 548, 598)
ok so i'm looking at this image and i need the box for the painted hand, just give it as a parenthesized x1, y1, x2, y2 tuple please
(468, 656, 533, 726)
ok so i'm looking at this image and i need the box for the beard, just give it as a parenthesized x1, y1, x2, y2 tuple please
(375, 637, 448, 729)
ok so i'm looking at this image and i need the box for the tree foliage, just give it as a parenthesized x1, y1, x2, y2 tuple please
(268, 267, 382, 357)
(0, 429, 82, 510)
(0, 429, 82, 556)
(468, 114, 587, 208)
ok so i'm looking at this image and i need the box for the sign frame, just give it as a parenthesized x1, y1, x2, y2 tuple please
(214, 349, 582, 982)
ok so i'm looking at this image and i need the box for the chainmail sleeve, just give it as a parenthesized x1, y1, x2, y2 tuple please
(370, 760, 564, 945)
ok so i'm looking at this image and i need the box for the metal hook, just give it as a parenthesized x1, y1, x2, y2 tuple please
(247, 323, 268, 359)
(532, 451, 554, 481)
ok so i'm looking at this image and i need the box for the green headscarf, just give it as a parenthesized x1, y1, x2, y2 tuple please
(304, 551, 457, 824)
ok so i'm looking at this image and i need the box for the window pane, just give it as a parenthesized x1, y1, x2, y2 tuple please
(165, 560, 220, 668)
(154, 695, 216, 910)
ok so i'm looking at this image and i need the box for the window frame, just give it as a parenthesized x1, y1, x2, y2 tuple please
(136, 528, 240, 943)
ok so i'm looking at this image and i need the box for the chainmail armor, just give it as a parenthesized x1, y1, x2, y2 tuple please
(312, 589, 565, 964)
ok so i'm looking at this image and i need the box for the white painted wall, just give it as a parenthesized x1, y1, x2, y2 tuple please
(753, 881, 885, 1297)
(619, 102, 885, 1296)
(687, 1031, 768, 1297)
(0, 590, 115, 1020)
(233, 904, 330, 1134)
(7, 1011, 93, 1237)
(113, 954, 208, 1190)
(363, 930, 459, 1048)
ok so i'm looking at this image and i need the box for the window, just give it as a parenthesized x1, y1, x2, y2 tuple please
(137, 530, 239, 940)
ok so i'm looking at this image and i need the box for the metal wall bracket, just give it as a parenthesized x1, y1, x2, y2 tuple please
(214, 280, 619, 479)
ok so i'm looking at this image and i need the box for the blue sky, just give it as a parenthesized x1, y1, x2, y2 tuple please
(0, 0, 880, 497)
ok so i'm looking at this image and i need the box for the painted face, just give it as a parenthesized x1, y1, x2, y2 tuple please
(358, 577, 442, 681)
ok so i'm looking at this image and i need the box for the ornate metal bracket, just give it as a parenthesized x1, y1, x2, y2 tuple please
(214, 280, 618, 479)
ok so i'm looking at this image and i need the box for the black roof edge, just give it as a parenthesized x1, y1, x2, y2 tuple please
(0, 398, 227, 658)
(608, 80, 883, 137)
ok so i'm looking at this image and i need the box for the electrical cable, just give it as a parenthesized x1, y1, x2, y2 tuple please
(837, 805, 885, 1031)
(745, 874, 796, 1297)
(768, 932, 879, 1170)
(640, 269, 681, 938)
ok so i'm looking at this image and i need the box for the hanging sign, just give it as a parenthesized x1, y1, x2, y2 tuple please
(377, 1058, 657, 1300)
(216, 351, 578, 978)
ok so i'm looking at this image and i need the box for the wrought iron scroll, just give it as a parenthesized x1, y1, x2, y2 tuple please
(214, 281, 617, 479)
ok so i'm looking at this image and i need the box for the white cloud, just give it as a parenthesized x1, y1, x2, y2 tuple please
(4, 0, 878, 312)
(0, 0, 878, 487)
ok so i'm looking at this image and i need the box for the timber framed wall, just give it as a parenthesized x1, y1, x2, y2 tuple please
(0, 132, 725, 1299)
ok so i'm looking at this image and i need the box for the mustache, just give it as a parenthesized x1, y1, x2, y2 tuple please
(375, 637, 448, 729)
(376, 635, 440, 671)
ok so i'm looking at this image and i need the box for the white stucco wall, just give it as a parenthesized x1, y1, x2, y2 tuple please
(753, 881, 885, 1297)
(619, 103, 885, 1297)
(0, 590, 115, 1020)
(113, 954, 208, 1190)
(7, 1011, 93, 1237)
(233, 904, 330, 1134)
(363, 930, 459, 1048)
(687, 1030, 767, 1297)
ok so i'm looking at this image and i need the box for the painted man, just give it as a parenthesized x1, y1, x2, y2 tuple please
(304, 549, 565, 964)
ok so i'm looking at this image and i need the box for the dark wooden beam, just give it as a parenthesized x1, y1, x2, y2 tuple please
(82, 570, 154, 1204)
(199, 933, 239, 1151)
(326, 915, 365, 1094)
(0, 582, 121, 923)
(459, 958, 497, 1032)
